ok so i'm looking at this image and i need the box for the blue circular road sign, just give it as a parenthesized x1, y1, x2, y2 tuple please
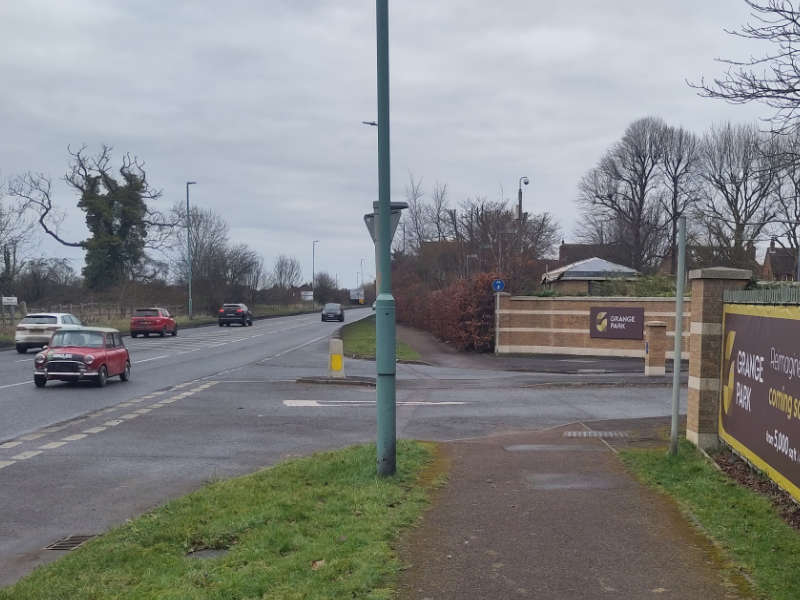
(492, 279, 505, 292)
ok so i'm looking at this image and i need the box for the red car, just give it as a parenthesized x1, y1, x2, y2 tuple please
(130, 307, 177, 337)
(33, 327, 131, 388)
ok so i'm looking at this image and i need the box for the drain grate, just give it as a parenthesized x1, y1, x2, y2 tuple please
(563, 430, 629, 439)
(44, 534, 95, 551)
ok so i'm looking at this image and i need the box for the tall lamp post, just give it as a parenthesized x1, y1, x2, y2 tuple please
(517, 176, 529, 255)
(186, 181, 197, 319)
(312, 240, 319, 306)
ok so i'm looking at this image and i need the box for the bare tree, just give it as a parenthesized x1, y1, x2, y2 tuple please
(271, 254, 302, 291)
(0, 181, 34, 290)
(428, 181, 450, 241)
(770, 132, 800, 273)
(660, 124, 701, 273)
(694, 0, 800, 133)
(404, 172, 428, 250)
(577, 117, 668, 271)
(696, 122, 780, 268)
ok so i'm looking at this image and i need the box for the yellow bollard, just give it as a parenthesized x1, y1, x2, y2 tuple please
(329, 338, 345, 378)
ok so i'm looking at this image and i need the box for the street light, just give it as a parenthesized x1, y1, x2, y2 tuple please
(312, 240, 319, 306)
(517, 176, 529, 221)
(186, 181, 197, 319)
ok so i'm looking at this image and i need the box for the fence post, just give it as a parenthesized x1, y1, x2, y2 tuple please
(687, 267, 751, 449)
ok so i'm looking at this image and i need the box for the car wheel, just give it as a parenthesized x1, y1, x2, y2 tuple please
(16, 345, 27, 354)
(120, 361, 131, 382)
(131, 332, 138, 338)
(96, 365, 108, 388)
(340, 316, 345, 322)
(321, 316, 325, 322)
(219, 321, 224, 327)
(172, 326, 178, 336)
(247, 319, 253, 326)
(160, 327, 167, 337)
(34, 375, 46, 388)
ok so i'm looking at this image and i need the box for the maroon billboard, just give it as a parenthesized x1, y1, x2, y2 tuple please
(589, 307, 644, 340)
(720, 305, 800, 501)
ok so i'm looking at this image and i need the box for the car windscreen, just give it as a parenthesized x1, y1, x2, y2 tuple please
(223, 304, 241, 308)
(50, 331, 105, 348)
(324, 304, 340, 310)
(20, 315, 58, 324)
(134, 309, 159, 316)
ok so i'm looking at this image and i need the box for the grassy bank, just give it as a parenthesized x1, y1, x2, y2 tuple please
(621, 441, 800, 600)
(1, 441, 439, 600)
(341, 315, 422, 361)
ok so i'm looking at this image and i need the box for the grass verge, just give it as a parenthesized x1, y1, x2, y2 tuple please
(620, 440, 800, 600)
(341, 315, 422, 361)
(0, 440, 438, 600)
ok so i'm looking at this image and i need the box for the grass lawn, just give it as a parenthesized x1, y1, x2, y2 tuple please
(341, 315, 421, 361)
(0, 441, 439, 600)
(621, 440, 800, 600)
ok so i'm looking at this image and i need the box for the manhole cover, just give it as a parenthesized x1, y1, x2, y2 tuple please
(44, 534, 95, 551)
(563, 430, 629, 438)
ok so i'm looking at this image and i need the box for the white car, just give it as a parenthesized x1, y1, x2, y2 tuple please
(15, 313, 83, 354)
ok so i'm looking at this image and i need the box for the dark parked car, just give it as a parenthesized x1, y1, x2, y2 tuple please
(321, 303, 344, 322)
(218, 303, 253, 326)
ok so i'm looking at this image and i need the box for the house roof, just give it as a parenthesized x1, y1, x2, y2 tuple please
(542, 257, 639, 284)
(764, 247, 796, 276)
(558, 242, 630, 267)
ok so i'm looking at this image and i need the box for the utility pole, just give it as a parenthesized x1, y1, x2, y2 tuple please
(670, 216, 686, 456)
(186, 181, 196, 319)
(312, 240, 319, 307)
(375, 0, 395, 476)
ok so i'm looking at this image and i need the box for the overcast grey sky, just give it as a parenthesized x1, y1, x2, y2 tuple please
(0, 1, 768, 288)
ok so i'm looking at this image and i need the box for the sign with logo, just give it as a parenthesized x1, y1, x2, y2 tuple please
(1, 296, 17, 306)
(589, 306, 644, 340)
(492, 279, 505, 292)
(720, 304, 800, 501)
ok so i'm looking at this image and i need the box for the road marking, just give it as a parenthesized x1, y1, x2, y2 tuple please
(133, 355, 168, 364)
(83, 427, 106, 434)
(0, 460, 15, 469)
(282, 400, 467, 407)
(15, 358, 33, 363)
(20, 433, 45, 441)
(103, 420, 123, 427)
(62, 434, 87, 441)
(39, 441, 67, 450)
(0, 381, 29, 390)
(0, 441, 22, 449)
(12, 450, 42, 460)
(120, 413, 140, 420)
(134, 408, 152, 414)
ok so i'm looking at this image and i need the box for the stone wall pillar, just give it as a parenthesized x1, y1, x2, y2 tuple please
(644, 321, 667, 376)
(687, 267, 751, 449)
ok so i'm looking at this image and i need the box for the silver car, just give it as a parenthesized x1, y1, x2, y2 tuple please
(15, 313, 83, 354)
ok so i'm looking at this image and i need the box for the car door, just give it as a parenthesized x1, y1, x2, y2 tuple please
(114, 333, 128, 372)
(162, 309, 175, 331)
(105, 333, 122, 375)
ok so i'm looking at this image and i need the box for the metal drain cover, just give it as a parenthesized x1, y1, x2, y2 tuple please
(563, 430, 629, 438)
(44, 534, 95, 551)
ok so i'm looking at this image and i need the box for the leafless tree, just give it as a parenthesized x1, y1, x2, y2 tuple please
(0, 181, 35, 290)
(271, 254, 302, 291)
(577, 117, 669, 271)
(660, 124, 701, 273)
(428, 181, 450, 241)
(695, 122, 781, 268)
(769, 132, 800, 272)
(404, 172, 428, 250)
(694, 0, 800, 133)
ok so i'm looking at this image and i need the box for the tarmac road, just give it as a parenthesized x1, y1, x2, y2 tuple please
(0, 309, 372, 442)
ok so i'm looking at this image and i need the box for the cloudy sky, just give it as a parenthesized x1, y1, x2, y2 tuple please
(0, 1, 769, 288)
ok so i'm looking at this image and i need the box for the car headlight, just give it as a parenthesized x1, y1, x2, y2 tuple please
(83, 354, 95, 364)
(34, 353, 46, 364)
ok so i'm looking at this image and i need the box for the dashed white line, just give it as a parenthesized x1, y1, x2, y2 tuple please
(39, 441, 67, 450)
(0, 460, 15, 469)
(83, 427, 107, 434)
(12, 450, 42, 460)
(0, 441, 22, 449)
(62, 434, 87, 441)
(0, 381, 29, 390)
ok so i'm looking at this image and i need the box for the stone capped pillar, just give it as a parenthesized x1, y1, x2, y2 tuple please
(644, 321, 667, 376)
(687, 267, 751, 449)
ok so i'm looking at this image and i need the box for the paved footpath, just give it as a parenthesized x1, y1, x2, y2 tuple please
(398, 417, 752, 600)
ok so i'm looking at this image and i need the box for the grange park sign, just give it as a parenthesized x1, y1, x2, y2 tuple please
(589, 307, 644, 340)
(720, 304, 800, 501)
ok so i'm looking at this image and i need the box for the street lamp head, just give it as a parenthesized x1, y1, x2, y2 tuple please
(521, 176, 530, 186)
(187, 181, 197, 185)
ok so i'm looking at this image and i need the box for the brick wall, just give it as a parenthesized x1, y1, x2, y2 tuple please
(495, 295, 690, 359)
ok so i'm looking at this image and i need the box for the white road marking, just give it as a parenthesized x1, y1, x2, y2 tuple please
(0, 441, 22, 449)
(19, 433, 45, 441)
(0, 460, 15, 469)
(83, 427, 106, 434)
(62, 434, 87, 441)
(0, 381, 29, 390)
(282, 400, 467, 407)
(120, 413, 140, 420)
(39, 441, 67, 450)
(132, 355, 168, 364)
(134, 408, 152, 414)
(284, 400, 320, 407)
(12, 450, 42, 460)
(103, 420, 123, 427)
(15, 358, 33, 363)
